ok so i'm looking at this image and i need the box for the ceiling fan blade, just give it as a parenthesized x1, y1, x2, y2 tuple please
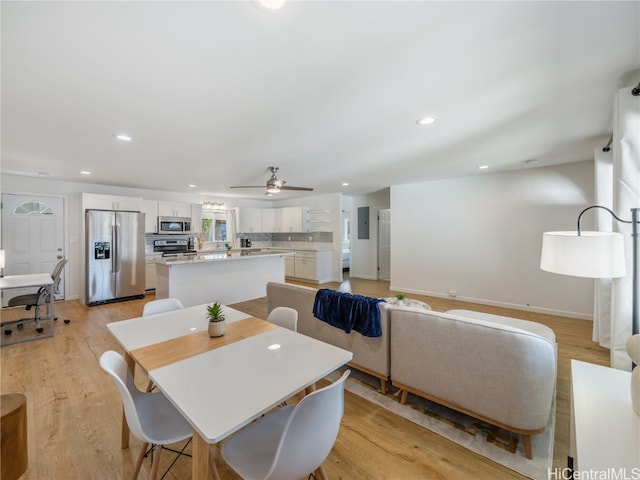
(229, 185, 265, 189)
(280, 186, 314, 191)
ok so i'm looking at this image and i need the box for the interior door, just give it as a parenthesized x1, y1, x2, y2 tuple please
(1, 194, 65, 306)
(378, 209, 391, 280)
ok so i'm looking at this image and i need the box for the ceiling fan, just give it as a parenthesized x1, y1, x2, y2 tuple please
(230, 166, 314, 195)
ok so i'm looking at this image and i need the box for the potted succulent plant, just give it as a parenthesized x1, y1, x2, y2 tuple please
(206, 302, 226, 337)
(395, 293, 406, 306)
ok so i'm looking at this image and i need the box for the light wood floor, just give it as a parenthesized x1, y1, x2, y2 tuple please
(1, 277, 608, 479)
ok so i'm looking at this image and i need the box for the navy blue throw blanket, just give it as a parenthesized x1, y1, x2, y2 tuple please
(313, 289, 386, 337)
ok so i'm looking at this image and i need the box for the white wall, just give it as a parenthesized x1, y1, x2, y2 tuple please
(391, 161, 596, 318)
(346, 189, 391, 280)
(1, 173, 270, 301)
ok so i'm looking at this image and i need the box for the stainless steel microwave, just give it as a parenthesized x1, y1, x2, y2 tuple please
(158, 216, 193, 234)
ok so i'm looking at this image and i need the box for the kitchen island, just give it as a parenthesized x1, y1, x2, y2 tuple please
(154, 251, 293, 307)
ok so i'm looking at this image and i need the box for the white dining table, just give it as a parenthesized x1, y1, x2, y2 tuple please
(0, 273, 55, 345)
(107, 303, 353, 480)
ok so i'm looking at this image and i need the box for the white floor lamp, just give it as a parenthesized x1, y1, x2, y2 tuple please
(540, 205, 639, 414)
(540, 205, 638, 341)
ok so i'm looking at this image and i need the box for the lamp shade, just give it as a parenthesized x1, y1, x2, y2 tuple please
(540, 231, 626, 278)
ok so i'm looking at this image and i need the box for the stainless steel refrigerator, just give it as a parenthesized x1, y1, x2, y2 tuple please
(85, 209, 145, 306)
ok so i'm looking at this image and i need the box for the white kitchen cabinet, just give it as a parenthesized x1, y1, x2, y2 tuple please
(143, 199, 158, 233)
(158, 201, 191, 218)
(145, 260, 157, 290)
(82, 193, 143, 212)
(262, 208, 276, 233)
(285, 254, 295, 277)
(292, 250, 331, 282)
(280, 206, 309, 233)
(191, 203, 203, 234)
(294, 252, 316, 280)
(237, 207, 263, 233)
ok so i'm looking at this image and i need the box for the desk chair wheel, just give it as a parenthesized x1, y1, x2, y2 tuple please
(17, 324, 23, 329)
(4, 329, 12, 336)
(36, 327, 44, 333)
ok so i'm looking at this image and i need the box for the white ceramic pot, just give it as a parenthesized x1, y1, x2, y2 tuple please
(208, 320, 226, 338)
(626, 335, 640, 416)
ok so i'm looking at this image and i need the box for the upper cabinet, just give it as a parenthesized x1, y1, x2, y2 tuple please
(237, 206, 310, 233)
(82, 193, 143, 212)
(237, 207, 263, 233)
(158, 201, 192, 218)
(262, 208, 280, 233)
(191, 203, 203, 234)
(280, 206, 309, 233)
(143, 199, 159, 233)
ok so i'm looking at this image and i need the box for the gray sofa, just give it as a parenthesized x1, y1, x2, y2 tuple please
(389, 307, 556, 459)
(266, 282, 557, 459)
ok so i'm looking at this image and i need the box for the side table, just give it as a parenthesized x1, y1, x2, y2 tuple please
(569, 360, 639, 475)
(1, 393, 28, 480)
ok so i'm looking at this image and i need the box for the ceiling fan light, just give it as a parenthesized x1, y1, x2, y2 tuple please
(267, 186, 280, 194)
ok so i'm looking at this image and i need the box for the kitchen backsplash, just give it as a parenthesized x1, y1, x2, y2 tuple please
(237, 232, 333, 243)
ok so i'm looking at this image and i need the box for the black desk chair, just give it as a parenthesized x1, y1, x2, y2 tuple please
(3, 259, 70, 335)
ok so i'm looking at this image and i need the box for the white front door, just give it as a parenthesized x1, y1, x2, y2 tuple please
(1, 194, 65, 306)
(378, 209, 391, 280)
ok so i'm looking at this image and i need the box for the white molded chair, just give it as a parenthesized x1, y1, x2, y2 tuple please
(99, 351, 193, 480)
(142, 298, 184, 391)
(221, 370, 351, 480)
(266, 306, 298, 332)
(142, 298, 184, 316)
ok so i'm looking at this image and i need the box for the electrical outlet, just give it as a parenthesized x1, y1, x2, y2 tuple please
(309, 236, 313, 241)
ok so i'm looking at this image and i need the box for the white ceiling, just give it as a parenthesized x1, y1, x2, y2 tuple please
(2, 1, 639, 200)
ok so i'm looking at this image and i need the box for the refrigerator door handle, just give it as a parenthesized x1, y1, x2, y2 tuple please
(113, 224, 119, 273)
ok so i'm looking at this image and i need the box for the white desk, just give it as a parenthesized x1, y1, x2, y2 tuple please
(108, 305, 353, 480)
(0, 273, 54, 345)
(570, 360, 640, 473)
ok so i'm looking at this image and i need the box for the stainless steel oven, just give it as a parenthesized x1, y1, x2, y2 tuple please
(153, 239, 196, 257)
(158, 216, 192, 234)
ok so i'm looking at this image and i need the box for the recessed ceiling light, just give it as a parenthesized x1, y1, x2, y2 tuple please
(114, 134, 132, 142)
(416, 116, 437, 126)
(342, 182, 349, 186)
(80, 170, 91, 175)
(188, 184, 197, 188)
(478, 165, 489, 170)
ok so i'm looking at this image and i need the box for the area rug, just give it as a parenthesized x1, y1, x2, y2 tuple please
(326, 369, 555, 480)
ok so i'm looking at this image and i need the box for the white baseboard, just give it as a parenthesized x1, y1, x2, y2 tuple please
(389, 285, 593, 321)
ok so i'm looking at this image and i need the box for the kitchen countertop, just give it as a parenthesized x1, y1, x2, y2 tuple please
(156, 250, 294, 266)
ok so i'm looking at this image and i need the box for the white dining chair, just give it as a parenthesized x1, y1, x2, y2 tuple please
(142, 298, 185, 391)
(221, 370, 350, 480)
(266, 306, 298, 332)
(99, 351, 193, 480)
(142, 298, 184, 316)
